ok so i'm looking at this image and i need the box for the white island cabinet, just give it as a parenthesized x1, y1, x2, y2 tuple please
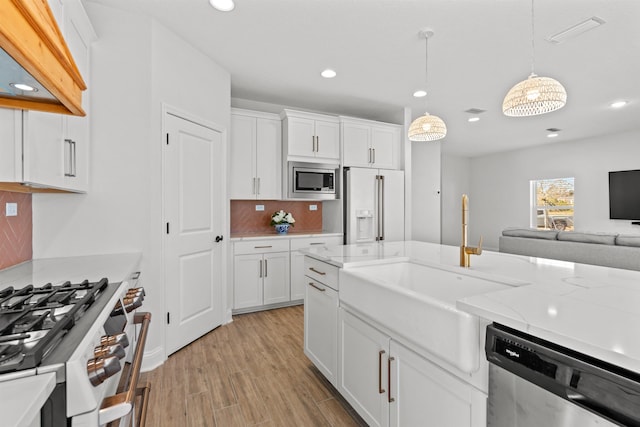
(338, 309, 485, 427)
(304, 256, 340, 386)
(0, 0, 95, 193)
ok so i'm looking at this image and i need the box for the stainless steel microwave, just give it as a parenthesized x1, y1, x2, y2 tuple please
(288, 162, 338, 199)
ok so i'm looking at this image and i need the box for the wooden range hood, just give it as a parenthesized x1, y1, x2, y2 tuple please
(0, 0, 86, 116)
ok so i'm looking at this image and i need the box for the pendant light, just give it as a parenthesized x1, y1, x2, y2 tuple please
(503, 0, 567, 117)
(408, 30, 447, 142)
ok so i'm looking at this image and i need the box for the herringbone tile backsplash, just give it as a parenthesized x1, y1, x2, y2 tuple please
(0, 191, 32, 270)
(231, 200, 323, 234)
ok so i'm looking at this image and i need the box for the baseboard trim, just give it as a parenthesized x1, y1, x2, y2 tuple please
(232, 299, 303, 315)
(141, 345, 165, 372)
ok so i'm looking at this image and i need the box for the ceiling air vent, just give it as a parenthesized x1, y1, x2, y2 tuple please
(547, 17, 605, 44)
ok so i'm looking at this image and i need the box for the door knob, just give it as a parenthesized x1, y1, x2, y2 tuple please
(215, 235, 224, 243)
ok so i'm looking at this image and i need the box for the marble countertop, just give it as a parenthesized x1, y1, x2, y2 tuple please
(303, 240, 640, 374)
(230, 231, 342, 241)
(0, 252, 143, 287)
(0, 373, 56, 427)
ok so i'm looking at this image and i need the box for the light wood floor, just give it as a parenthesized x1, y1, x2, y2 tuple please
(140, 305, 367, 426)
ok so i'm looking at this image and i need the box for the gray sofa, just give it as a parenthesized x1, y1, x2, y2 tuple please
(499, 228, 640, 271)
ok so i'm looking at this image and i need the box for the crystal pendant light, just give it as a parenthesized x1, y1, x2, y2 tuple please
(503, 0, 567, 117)
(408, 30, 447, 142)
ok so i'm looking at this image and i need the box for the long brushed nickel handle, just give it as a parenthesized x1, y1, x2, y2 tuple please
(308, 267, 326, 275)
(259, 260, 263, 278)
(99, 312, 152, 425)
(264, 259, 268, 277)
(379, 350, 386, 394)
(388, 356, 395, 403)
(308, 282, 325, 292)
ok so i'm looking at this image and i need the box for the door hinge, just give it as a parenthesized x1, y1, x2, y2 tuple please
(166, 222, 170, 234)
(167, 312, 170, 324)
(166, 133, 169, 145)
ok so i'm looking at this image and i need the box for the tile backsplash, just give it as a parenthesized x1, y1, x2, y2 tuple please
(231, 200, 323, 234)
(0, 191, 33, 270)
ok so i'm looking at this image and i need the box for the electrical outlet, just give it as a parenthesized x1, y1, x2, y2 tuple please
(6, 203, 17, 217)
(255, 204, 265, 211)
(309, 204, 318, 211)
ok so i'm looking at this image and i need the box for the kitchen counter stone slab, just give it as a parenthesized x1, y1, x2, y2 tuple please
(303, 240, 640, 375)
(0, 252, 142, 287)
(0, 372, 56, 427)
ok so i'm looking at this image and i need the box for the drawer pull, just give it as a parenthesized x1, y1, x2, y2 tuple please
(254, 245, 273, 249)
(308, 282, 326, 292)
(378, 350, 386, 394)
(308, 267, 326, 275)
(309, 242, 325, 246)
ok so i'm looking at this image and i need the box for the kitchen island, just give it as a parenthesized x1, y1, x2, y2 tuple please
(301, 240, 640, 426)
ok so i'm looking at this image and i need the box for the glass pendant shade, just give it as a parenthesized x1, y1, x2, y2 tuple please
(502, 73, 567, 117)
(408, 112, 447, 141)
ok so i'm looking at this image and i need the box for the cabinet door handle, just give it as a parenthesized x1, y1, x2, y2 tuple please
(372, 148, 376, 165)
(71, 140, 77, 177)
(259, 260, 263, 278)
(253, 177, 256, 195)
(368, 147, 372, 164)
(388, 356, 395, 403)
(264, 259, 268, 277)
(64, 139, 76, 177)
(257, 177, 261, 195)
(316, 135, 319, 152)
(308, 267, 326, 275)
(378, 350, 386, 394)
(312, 135, 316, 152)
(308, 282, 325, 292)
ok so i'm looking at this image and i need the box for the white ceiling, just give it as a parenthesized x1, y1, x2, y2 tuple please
(87, 0, 640, 157)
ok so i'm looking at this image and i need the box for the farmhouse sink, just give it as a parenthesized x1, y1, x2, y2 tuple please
(339, 261, 514, 373)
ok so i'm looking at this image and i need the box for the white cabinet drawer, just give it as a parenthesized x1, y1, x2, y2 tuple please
(304, 257, 339, 290)
(291, 235, 343, 251)
(234, 239, 290, 255)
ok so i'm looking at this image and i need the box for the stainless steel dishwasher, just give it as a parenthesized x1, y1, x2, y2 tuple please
(485, 323, 640, 427)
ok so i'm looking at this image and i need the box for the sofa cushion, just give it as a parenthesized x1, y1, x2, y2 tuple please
(557, 231, 617, 245)
(616, 234, 640, 247)
(502, 227, 558, 240)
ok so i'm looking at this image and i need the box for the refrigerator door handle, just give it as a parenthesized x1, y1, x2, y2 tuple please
(379, 175, 385, 241)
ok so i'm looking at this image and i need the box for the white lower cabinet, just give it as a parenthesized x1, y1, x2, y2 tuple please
(290, 236, 343, 300)
(338, 308, 486, 427)
(304, 278, 338, 386)
(233, 240, 290, 310)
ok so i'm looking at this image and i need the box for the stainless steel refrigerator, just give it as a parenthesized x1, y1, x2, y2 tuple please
(344, 167, 405, 244)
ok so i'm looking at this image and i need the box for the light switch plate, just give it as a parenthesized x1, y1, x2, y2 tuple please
(6, 203, 17, 217)
(255, 204, 265, 211)
(309, 204, 318, 211)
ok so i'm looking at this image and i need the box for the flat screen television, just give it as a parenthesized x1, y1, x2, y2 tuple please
(609, 169, 640, 220)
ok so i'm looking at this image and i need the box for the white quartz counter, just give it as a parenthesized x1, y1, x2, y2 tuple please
(0, 373, 56, 427)
(303, 240, 640, 375)
(230, 231, 342, 241)
(0, 252, 142, 287)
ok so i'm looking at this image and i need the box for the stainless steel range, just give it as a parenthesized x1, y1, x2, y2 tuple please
(0, 272, 150, 426)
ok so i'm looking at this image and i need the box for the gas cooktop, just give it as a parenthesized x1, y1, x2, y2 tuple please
(0, 278, 113, 373)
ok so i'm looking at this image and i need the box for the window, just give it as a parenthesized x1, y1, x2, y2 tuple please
(531, 177, 574, 231)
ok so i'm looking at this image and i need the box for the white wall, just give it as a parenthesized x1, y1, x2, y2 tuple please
(33, 4, 231, 370)
(411, 141, 441, 243)
(441, 154, 471, 247)
(454, 130, 640, 250)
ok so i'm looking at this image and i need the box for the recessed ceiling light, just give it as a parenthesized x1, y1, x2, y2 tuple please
(547, 133, 559, 138)
(610, 100, 628, 109)
(209, 0, 235, 12)
(468, 117, 480, 122)
(413, 90, 427, 98)
(10, 83, 37, 92)
(321, 69, 337, 79)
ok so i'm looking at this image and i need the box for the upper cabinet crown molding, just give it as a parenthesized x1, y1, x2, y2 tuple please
(0, 0, 90, 115)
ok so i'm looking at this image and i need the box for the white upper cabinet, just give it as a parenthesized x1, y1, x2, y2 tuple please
(282, 109, 340, 164)
(229, 109, 281, 199)
(341, 117, 401, 170)
(0, 0, 95, 193)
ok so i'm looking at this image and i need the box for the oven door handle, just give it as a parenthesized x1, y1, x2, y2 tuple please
(99, 312, 152, 425)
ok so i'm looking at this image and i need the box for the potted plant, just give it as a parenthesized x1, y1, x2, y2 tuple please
(271, 210, 295, 234)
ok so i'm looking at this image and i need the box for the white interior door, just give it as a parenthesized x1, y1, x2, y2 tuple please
(164, 111, 224, 355)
